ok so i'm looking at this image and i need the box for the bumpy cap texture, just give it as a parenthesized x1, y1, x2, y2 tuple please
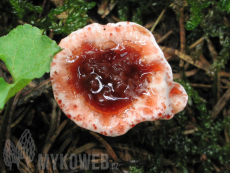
(50, 22, 188, 137)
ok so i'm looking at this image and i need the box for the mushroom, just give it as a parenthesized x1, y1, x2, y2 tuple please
(50, 22, 188, 137)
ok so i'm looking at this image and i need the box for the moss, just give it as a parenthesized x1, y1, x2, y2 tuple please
(0, 0, 95, 35)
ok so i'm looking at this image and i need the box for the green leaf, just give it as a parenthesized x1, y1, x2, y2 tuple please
(0, 24, 61, 109)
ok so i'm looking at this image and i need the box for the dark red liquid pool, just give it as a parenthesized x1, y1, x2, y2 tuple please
(67, 43, 158, 114)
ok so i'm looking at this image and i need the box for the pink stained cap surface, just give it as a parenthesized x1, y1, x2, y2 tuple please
(50, 22, 188, 137)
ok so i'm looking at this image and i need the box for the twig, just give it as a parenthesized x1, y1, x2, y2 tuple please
(58, 124, 78, 141)
(89, 19, 95, 23)
(56, 107, 62, 129)
(42, 119, 68, 155)
(0, 65, 3, 80)
(37, 119, 67, 171)
(0, 63, 10, 73)
(101, 0, 118, 18)
(157, 30, 173, 44)
(66, 142, 97, 162)
(98, 0, 109, 15)
(40, 112, 50, 126)
(66, 135, 80, 155)
(183, 127, 198, 135)
(52, 0, 68, 22)
(58, 137, 72, 154)
(206, 37, 218, 60)
(220, 71, 230, 78)
(39, 0, 47, 18)
(189, 37, 204, 50)
(0, 64, 12, 83)
(216, 71, 222, 100)
(150, 8, 166, 33)
(52, 157, 59, 173)
(173, 69, 198, 79)
(17, 79, 51, 107)
(0, 116, 3, 124)
(28, 81, 37, 88)
(174, 49, 210, 71)
(19, 161, 32, 173)
(199, 54, 211, 66)
(57, 123, 79, 153)
(11, 105, 32, 128)
(90, 132, 119, 162)
(211, 88, 230, 120)
(222, 79, 230, 86)
(206, 37, 221, 99)
(12, 136, 35, 172)
(45, 98, 58, 144)
(56, 14, 68, 19)
(0, 97, 14, 172)
(85, 148, 109, 156)
(179, 7, 186, 68)
(79, 156, 86, 171)
(52, 0, 64, 7)
(144, 21, 155, 29)
(91, 157, 107, 163)
(223, 109, 230, 143)
(160, 46, 210, 71)
(160, 46, 177, 55)
(110, 143, 153, 157)
(179, 8, 186, 53)
(49, 30, 54, 39)
(111, 15, 121, 22)
(47, 157, 54, 173)
(6, 90, 22, 141)
(190, 83, 229, 89)
(224, 17, 230, 27)
(38, 119, 68, 172)
(162, 47, 230, 78)
(212, 162, 221, 172)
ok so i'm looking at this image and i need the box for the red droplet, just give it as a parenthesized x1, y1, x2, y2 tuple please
(115, 27, 121, 32)
(158, 113, 162, 117)
(170, 87, 182, 95)
(67, 114, 71, 118)
(93, 124, 97, 130)
(166, 114, 171, 119)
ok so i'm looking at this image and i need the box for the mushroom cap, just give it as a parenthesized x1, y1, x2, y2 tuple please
(50, 22, 188, 137)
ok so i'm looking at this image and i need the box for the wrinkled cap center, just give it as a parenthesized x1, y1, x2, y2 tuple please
(67, 42, 156, 113)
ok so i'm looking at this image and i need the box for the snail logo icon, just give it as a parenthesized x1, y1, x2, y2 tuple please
(3, 129, 35, 170)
